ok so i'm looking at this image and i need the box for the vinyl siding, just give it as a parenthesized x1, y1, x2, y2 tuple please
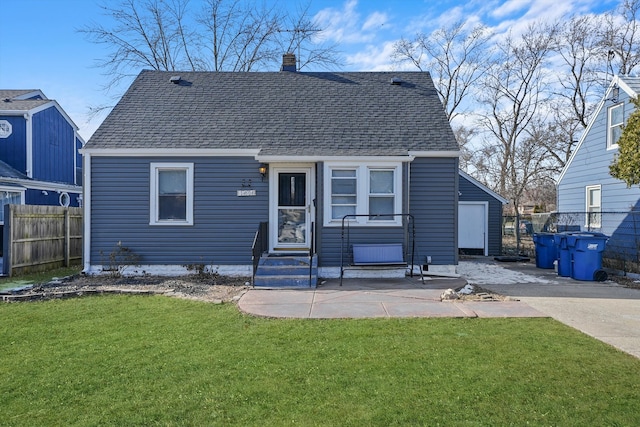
(89, 156, 268, 266)
(32, 107, 76, 184)
(458, 175, 504, 255)
(558, 92, 640, 213)
(557, 88, 640, 264)
(90, 156, 459, 268)
(410, 157, 458, 266)
(0, 116, 27, 172)
(25, 189, 82, 207)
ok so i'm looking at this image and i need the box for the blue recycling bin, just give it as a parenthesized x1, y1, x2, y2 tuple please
(533, 232, 557, 269)
(566, 233, 608, 281)
(553, 233, 573, 277)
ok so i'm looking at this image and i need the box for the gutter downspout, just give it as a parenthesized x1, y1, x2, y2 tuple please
(25, 112, 33, 178)
(82, 152, 91, 273)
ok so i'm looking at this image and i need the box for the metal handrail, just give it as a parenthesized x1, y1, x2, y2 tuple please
(251, 221, 268, 286)
(308, 221, 315, 287)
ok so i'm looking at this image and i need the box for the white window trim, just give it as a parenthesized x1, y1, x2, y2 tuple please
(150, 162, 194, 226)
(323, 161, 402, 227)
(607, 102, 624, 149)
(0, 188, 25, 225)
(585, 184, 601, 228)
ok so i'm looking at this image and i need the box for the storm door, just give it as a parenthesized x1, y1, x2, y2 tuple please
(270, 166, 313, 251)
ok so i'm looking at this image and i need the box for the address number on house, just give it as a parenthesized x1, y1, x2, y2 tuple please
(237, 189, 257, 197)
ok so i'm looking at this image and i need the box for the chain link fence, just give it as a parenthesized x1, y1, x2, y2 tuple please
(502, 211, 640, 274)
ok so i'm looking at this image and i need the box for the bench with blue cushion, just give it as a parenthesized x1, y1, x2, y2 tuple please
(340, 243, 424, 285)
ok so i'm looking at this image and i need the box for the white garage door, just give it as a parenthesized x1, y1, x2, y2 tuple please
(458, 202, 488, 255)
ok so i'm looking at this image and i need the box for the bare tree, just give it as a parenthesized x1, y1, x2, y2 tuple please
(196, 0, 283, 72)
(598, 0, 640, 75)
(452, 125, 477, 173)
(392, 22, 492, 121)
(277, 2, 341, 71)
(475, 23, 558, 215)
(532, 102, 583, 173)
(79, 0, 198, 91)
(80, 0, 341, 94)
(553, 14, 604, 129)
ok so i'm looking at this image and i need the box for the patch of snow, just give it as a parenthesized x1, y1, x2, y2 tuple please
(458, 284, 475, 294)
(457, 261, 552, 285)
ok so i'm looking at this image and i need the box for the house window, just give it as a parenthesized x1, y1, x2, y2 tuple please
(608, 103, 624, 148)
(150, 163, 194, 225)
(369, 169, 395, 220)
(0, 190, 23, 224)
(325, 162, 402, 226)
(330, 169, 357, 220)
(585, 185, 601, 229)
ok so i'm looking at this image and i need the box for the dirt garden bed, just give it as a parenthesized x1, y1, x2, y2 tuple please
(1, 273, 508, 303)
(1, 273, 251, 303)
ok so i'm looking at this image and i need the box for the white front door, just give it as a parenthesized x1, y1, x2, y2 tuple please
(458, 202, 488, 255)
(270, 165, 314, 252)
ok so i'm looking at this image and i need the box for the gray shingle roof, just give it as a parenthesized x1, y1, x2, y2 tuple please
(0, 90, 49, 111)
(0, 160, 28, 180)
(86, 70, 459, 156)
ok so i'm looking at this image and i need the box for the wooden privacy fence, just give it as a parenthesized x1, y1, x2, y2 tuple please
(3, 205, 82, 276)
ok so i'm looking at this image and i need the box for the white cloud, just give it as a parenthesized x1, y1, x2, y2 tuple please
(362, 11, 389, 32)
(346, 40, 400, 71)
(314, 0, 373, 44)
(491, 0, 531, 19)
(314, 0, 395, 46)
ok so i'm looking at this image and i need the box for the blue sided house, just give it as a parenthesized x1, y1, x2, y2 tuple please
(81, 56, 462, 285)
(0, 89, 84, 220)
(557, 75, 640, 271)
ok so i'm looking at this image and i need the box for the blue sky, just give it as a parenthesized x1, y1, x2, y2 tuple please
(0, 0, 615, 140)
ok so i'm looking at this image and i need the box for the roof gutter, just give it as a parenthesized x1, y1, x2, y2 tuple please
(255, 155, 416, 163)
(408, 150, 460, 158)
(79, 148, 261, 157)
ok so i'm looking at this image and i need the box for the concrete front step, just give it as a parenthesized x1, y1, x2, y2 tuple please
(253, 275, 318, 288)
(256, 264, 318, 276)
(254, 254, 318, 288)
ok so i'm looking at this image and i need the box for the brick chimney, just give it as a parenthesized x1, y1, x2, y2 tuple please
(281, 53, 297, 72)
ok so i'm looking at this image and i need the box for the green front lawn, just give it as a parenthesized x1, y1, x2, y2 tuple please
(1, 295, 639, 426)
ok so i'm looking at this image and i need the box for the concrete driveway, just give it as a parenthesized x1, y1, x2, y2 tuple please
(459, 257, 640, 359)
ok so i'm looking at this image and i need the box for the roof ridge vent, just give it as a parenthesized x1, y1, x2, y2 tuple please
(390, 77, 402, 85)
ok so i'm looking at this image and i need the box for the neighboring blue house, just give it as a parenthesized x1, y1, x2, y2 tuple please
(557, 75, 640, 270)
(0, 89, 84, 222)
(81, 60, 461, 284)
(458, 170, 508, 256)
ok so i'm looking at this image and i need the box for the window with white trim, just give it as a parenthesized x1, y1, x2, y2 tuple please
(150, 163, 194, 225)
(608, 103, 624, 148)
(0, 190, 23, 224)
(330, 168, 357, 220)
(585, 185, 601, 228)
(325, 162, 402, 226)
